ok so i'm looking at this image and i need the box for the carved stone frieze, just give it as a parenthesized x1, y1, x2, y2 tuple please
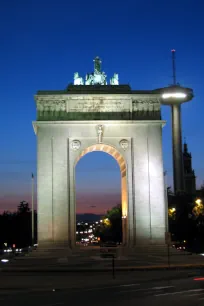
(36, 97, 66, 112)
(35, 94, 161, 121)
(132, 99, 160, 112)
(67, 98, 130, 113)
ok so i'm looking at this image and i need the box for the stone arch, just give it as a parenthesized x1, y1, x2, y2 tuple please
(74, 143, 128, 245)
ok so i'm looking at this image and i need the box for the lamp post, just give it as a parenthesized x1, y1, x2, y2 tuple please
(164, 171, 169, 232)
(31, 173, 34, 246)
(122, 215, 127, 245)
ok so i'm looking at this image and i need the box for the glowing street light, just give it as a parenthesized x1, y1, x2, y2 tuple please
(104, 218, 110, 226)
(168, 207, 176, 219)
(195, 199, 202, 206)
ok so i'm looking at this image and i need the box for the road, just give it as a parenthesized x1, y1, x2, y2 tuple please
(1, 272, 204, 305)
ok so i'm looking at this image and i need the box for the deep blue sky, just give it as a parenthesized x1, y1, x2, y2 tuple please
(0, 0, 203, 213)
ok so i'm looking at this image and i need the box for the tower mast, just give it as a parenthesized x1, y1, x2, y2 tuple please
(170, 49, 185, 193)
(171, 49, 176, 85)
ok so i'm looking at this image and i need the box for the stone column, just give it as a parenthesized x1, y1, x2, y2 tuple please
(147, 124, 166, 244)
(132, 123, 166, 245)
(171, 104, 184, 193)
(133, 126, 151, 245)
(37, 128, 70, 250)
(69, 149, 76, 249)
(52, 137, 69, 246)
(37, 129, 53, 246)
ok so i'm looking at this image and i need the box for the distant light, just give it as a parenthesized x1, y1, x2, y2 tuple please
(1, 258, 8, 263)
(162, 93, 187, 99)
(171, 49, 176, 52)
(194, 277, 204, 281)
(196, 199, 202, 205)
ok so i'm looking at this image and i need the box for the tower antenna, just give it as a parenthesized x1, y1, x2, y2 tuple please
(171, 49, 176, 85)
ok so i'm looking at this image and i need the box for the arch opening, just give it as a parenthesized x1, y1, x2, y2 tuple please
(75, 144, 128, 246)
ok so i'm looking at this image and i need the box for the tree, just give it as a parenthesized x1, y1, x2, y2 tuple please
(17, 201, 30, 214)
(97, 205, 122, 243)
(0, 201, 37, 248)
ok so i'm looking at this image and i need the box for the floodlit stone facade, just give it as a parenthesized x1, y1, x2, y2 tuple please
(33, 83, 167, 249)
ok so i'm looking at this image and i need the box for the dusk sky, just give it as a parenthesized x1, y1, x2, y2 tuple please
(0, 0, 204, 214)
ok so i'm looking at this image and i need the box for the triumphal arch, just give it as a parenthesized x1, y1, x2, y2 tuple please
(33, 57, 167, 249)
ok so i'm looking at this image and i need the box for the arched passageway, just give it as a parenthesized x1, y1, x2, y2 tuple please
(75, 144, 128, 245)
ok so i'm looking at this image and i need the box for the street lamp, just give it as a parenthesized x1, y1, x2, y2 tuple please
(104, 218, 110, 226)
(195, 199, 202, 206)
(168, 207, 176, 220)
(122, 215, 127, 246)
(31, 173, 34, 246)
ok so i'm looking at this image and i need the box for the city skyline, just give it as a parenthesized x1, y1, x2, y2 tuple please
(1, 0, 204, 214)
